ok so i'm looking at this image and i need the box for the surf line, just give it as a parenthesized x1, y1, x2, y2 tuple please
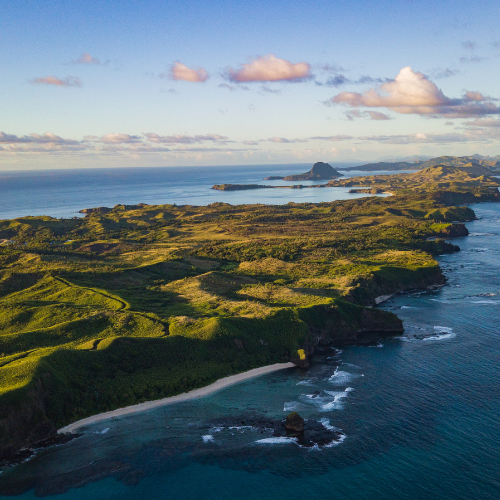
(58, 362, 295, 434)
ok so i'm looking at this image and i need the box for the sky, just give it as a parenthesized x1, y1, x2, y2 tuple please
(2, 0, 500, 170)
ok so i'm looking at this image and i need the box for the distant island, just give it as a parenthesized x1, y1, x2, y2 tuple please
(263, 161, 343, 181)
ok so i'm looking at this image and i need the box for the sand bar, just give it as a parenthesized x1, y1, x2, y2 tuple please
(58, 362, 295, 434)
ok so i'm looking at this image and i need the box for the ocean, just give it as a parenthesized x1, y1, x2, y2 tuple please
(0, 164, 389, 220)
(0, 167, 499, 499)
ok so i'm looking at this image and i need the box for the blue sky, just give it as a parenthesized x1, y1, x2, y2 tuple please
(2, 0, 500, 169)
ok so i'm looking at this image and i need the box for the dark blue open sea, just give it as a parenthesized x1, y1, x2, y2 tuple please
(0, 164, 390, 220)
(0, 166, 499, 499)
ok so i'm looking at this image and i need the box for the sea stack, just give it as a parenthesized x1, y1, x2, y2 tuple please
(285, 412, 305, 434)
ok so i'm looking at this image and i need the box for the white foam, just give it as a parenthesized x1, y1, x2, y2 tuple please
(324, 434, 347, 448)
(319, 418, 340, 431)
(471, 300, 500, 304)
(94, 427, 109, 435)
(434, 326, 453, 333)
(229, 426, 256, 431)
(255, 437, 298, 445)
(296, 379, 315, 386)
(423, 333, 456, 341)
(329, 367, 357, 385)
(321, 388, 353, 411)
(421, 326, 456, 341)
(202, 435, 215, 443)
(401, 305, 416, 309)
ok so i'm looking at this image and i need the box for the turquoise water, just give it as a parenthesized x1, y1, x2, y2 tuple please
(0, 164, 390, 220)
(1, 199, 500, 498)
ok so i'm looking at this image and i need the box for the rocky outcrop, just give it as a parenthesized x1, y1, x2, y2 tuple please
(283, 162, 343, 181)
(0, 380, 56, 464)
(207, 413, 344, 448)
(298, 303, 404, 353)
(79, 207, 112, 215)
(436, 223, 469, 237)
(212, 184, 270, 191)
(285, 412, 304, 434)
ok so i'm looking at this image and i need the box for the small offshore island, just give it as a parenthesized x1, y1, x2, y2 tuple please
(0, 158, 499, 464)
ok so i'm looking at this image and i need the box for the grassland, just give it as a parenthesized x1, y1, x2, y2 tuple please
(0, 164, 499, 460)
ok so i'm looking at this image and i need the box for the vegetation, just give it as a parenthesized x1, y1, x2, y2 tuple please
(0, 164, 498, 457)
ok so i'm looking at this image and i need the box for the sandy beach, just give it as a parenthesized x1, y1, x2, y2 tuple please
(58, 362, 295, 434)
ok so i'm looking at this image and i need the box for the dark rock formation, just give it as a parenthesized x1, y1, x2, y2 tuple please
(437, 223, 469, 237)
(78, 207, 112, 215)
(285, 412, 304, 434)
(212, 184, 271, 191)
(207, 413, 343, 448)
(283, 162, 343, 181)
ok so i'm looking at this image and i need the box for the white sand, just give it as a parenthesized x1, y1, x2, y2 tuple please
(58, 362, 295, 434)
(374, 294, 394, 305)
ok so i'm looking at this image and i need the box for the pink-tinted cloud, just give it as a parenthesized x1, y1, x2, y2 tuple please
(97, 133, 142, 144)
(76, 53, 101, 65)
(358, 128, 500, 144)
(165, 62, 209, 82)
(267, 137, 308, 143)
(328, 66, 500, 118)
(144, 133, 228, 144)
(29, 76, 82, 87)
(465, 118, 500, 127)
(367, 111, 391, 120)
(226, 54, 311, 83)
(309, 135, 353, 141)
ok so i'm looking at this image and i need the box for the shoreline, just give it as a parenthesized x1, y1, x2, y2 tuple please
(58, 362, 295, 434)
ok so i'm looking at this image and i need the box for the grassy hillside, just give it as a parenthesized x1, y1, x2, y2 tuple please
(329, 163, 500, 192)
(0, 165, 499, 459)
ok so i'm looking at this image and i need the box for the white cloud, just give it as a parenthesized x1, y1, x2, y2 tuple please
(266, 137, 308, 143)
(144, 133, 228, 144)
(309, 135, 353, 141)
(328, 66, 500, 118)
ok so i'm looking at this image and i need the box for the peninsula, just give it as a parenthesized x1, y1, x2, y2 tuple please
(0, 161, 499, 463)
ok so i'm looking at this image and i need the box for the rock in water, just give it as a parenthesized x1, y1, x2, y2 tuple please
(282, 162, 343, 181)
(285, 412, 305, 434)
